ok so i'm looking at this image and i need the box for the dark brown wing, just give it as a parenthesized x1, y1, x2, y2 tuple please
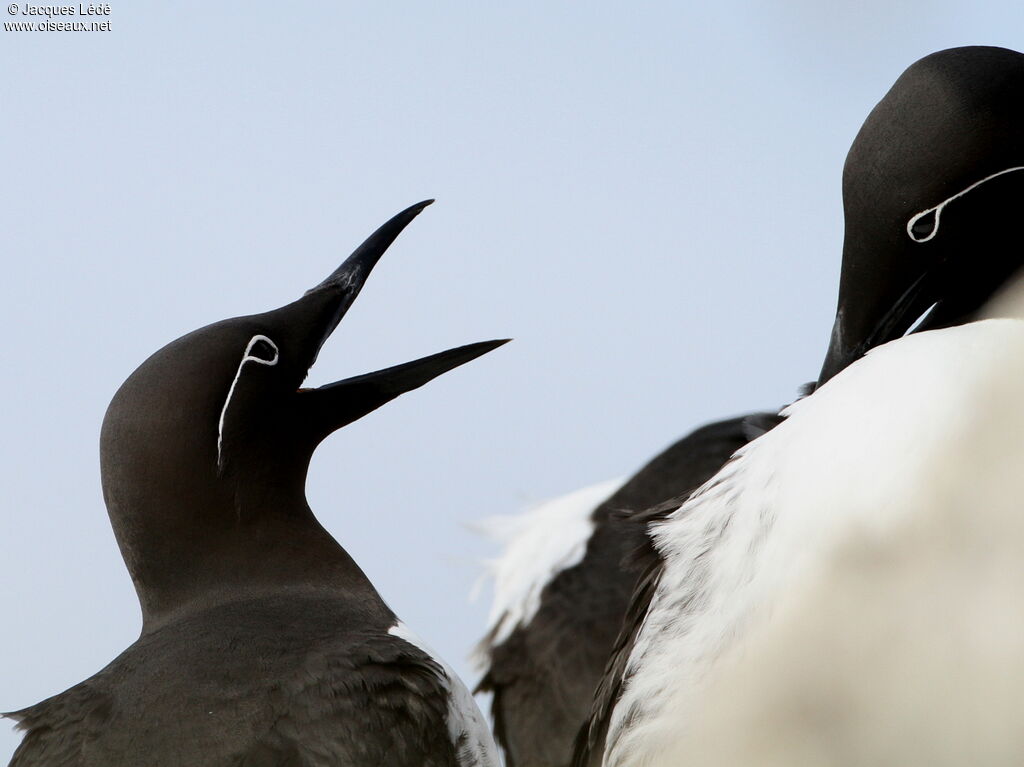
(478, 415, 768, 767)
(573, 412, 784, 767)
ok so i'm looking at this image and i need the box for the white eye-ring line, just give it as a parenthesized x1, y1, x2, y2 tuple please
(216, 334, 280, 468)
(906, 165, 1024, 243)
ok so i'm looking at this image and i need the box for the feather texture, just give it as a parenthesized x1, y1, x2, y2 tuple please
(580, 320, 1024, 767)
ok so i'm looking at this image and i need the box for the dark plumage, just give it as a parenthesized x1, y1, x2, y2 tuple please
(476, 415, 770, 767)
(5, 202, 503, 767)
(11, 596, 465, 766)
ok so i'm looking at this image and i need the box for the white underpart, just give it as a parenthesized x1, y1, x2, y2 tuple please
(474, 477, 626, 650)
(216, 334, 279, 467)
(906, 165, 1024, 242)
(603, 319, 1024, 767)
(388, 622, 499, 767)
(664, 295, 1024, 765)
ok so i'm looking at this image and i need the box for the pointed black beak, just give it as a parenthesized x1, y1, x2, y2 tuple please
(816, 270, 936, 387)
(254, 200, 509, 444)
(292, 199, 435, 366)
(308, 199, 434, 299)
(297, 339, 510, 442)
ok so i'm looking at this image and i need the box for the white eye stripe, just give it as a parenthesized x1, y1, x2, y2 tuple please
(906, 165, 1024, 243)
(241, 334, 280, 366)
(217, 334, 280, 468)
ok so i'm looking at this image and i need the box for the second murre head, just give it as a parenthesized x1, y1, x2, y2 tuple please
(818, 46, 1024, 386)
(99, 200, 508, 623)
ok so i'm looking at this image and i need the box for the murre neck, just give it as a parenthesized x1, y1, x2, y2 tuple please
(100, 413, 377, 631)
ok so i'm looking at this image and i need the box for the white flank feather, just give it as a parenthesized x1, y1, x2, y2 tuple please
(475, 478, 626, 650)
(675, 289, 1024, 766)
(603, 318, 1024, 767)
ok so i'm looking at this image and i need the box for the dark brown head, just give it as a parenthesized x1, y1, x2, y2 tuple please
(100, 201, 507, 623)
(819, 46, 1024, 385)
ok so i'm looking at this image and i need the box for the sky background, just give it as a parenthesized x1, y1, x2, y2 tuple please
(2, 2, 1024, 760)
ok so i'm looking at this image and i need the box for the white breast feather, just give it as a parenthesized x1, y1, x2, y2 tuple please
(602, 319, 1024, 767)
(474, 477, 626, 649)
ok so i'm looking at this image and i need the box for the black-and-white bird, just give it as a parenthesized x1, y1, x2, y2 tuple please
(475, 415, 775, 766)
(5, 201, 505, 767)
(576, 45, 1024, 767)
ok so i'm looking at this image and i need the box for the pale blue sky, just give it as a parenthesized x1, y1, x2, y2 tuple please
(3, 2, 1023, 759)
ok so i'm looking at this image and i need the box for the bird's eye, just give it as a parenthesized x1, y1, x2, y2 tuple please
(217, 334, 280, 469)
(908, 209, 939, 242)
(248, 338, 278, 363)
